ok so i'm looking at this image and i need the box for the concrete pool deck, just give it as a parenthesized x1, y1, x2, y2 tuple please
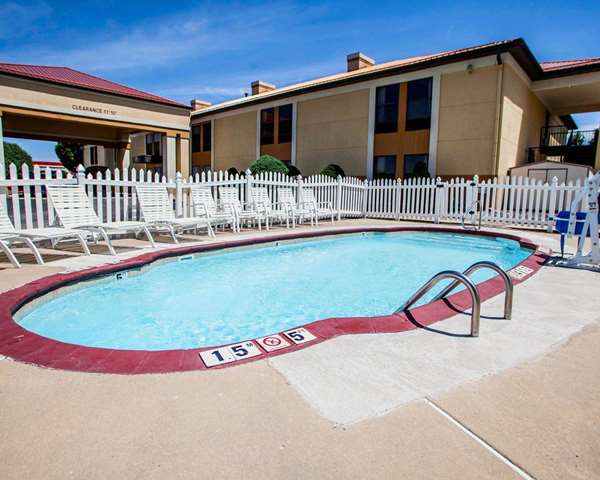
(0, 219, 598, 479)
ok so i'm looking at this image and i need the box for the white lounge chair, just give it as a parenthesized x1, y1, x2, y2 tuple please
(47, 184, 156, 256)
(250, 187, 291, 230)
(135, 184, 214, 242)
(219, 187, 264, 231)
(190, 186, 236, 232)
(300, 188, 335, 225)
(0, 198, 91, 268)
(277, 187, 314, 228)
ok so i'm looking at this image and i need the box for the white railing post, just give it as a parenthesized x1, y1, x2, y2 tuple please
(362, 179, 369, 217)
(336, 175, 342, 220)
(466, 174, 478, 213)
(175, 171, 183, 217)
(297, 174, 304, 205)
(546, 176, 559, 232)
(395, 178, 402, 221)
(76, 164, 86, 187)
(245, 169, 253, 204)
(434, 176, 444, 224)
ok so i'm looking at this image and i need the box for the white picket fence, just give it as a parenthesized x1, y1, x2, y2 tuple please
(0, 163, 587, 233)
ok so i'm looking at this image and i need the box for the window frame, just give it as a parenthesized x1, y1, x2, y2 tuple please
(375, 84, 400, 134)
(202, 121, 211, 152)
(405, 78, 432, 131)
(403, 153, 429, 178)
(278, 104, 293, 144)
(373, 154, 397, 179)
(260, 108, 275, 145)
(191, 125, 201, 153)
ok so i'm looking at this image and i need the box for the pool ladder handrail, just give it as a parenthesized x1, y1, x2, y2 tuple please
(462, 200, 482, 231)
(395, 261, 514, 338)
(433, 261, 513, 321)
(395, 271, 481, 337)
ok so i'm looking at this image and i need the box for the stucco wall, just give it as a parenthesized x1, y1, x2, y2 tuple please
(437, 65, 499, 177)
(296, 89, 369, 176)
(497, 64, 547, 175)
(0, 75, 190, 132)
(213, 112, 257, 171)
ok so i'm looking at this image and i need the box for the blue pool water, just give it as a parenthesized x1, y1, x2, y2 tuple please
(17, 232, 531, 350)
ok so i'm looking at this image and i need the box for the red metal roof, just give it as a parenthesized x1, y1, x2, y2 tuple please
(0, 63, 187, 108)
(540, 58, 600, 71)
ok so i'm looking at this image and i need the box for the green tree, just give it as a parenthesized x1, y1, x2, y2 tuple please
(320, 164, 345, 178)
(249, 155, 289, 175)
(55, 142, 83, 172)
(3, 142, 32, 177)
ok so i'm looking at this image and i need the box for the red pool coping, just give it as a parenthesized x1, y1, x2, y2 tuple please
(0, 226, 546, 374)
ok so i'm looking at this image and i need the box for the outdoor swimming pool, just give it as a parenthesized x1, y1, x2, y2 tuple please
(17, 232, 532, 351)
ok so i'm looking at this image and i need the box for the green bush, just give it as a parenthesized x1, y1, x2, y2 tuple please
(320, 164, 345, 178)
(3, 142, 32, 177)
(287, 165, 302, 177)
(249, 155, 289, 175)
(55, 142, 83, 172)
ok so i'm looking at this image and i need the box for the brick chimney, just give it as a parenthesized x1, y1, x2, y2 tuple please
(190, 99, 212, 111)
(251, 80, 276, 95)
(346, 52, 375, 72)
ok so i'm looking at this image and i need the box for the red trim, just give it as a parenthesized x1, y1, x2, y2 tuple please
(0, 227, 545, 374)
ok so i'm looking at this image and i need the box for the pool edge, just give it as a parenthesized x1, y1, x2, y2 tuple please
(0, 226, 546, 375)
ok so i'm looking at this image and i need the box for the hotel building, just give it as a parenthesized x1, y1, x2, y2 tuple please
(190, 38, 600, 179)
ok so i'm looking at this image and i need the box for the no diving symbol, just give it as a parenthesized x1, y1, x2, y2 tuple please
(263, 336, 281, 347)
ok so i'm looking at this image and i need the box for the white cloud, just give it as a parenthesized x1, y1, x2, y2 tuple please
(0, 1, 52, 40)
(1, 1, 331, 73)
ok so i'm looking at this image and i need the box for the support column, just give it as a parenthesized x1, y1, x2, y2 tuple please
(0, 112, 5, 179)
(117, 140, 131, 171)
(0, 112, 7, 215)
(428, 72, 441, 178)
(97, 145, 106, 166)
(595, 129, 600, 170)
(176, 135, 190, 178)
(291, 102, 297, 166)
(83, 145, 91, 167)
(366, 86, 376, 179)
(162, 135, 177, 180)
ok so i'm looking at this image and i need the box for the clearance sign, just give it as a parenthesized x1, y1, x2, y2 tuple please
(72, 104, 117, 116)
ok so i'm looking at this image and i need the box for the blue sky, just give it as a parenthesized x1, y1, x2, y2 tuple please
(1, 0, 599, 161)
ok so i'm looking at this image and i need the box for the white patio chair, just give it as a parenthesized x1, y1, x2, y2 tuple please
(219, 187, 264, 231)
(300, 188, 335, 225)
(189, 186, 236, 233)
(250, 187, 291, 230)
(0, 198, 91, 268)
(277, 187, 314, 228)
(47, 184, 156, 256)
(135, 184, 214, 242)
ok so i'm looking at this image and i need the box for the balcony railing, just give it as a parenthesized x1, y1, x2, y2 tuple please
(540, 126, 598, 147)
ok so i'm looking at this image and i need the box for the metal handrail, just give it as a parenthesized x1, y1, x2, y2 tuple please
(433, 261, 514, 320)
(395, 271, 481, 337)
(461, 200, 482, 230)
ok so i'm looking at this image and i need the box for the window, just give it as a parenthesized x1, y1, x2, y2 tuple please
(202, 122, 211, 151)
(406, 78, 432, 131)
(145, 133, 161, 157)
(374, 155, 396, 179)
(375, 84, 399, 134)
(403, 154, 429, 178)
(89, 147, 98, 166)
(260, 108, 275, 145)
(278, 104, 293, 143)
(191, 126, 201, 153)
